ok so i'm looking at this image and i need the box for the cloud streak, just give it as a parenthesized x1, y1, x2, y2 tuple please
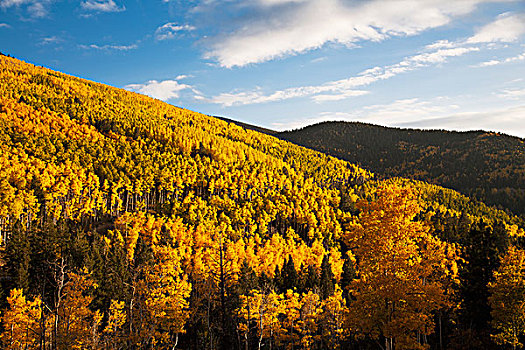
(204, 0, 497, 68)
(0, 0, 53, 18)
(496, 88, 525, 100)
(79, 43, 137, 51)
(467, 12, 525, 44)
(473, 51, 525, 67)
(204, 45, 478, 107)
(80, 0, 124, 13)
(124, 78, 198, 101)
(155, 23, 195, 41)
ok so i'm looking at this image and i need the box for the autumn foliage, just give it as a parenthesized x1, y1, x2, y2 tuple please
(0, 54, 523, 349)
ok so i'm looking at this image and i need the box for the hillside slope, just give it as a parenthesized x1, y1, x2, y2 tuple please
(279, 121, 525, 216)
(0, 55, 523, 349)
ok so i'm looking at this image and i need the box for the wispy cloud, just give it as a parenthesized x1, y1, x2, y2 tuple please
(472, 51, 525, 67)
(155, 22, 195, 41)
(312, 90, 370, 102)
(79, 43, 137, 51)
(467, 12, 525, 44)
(361, 97, 460, 125)
(124, 78, 198, 101)
(424, 40, 457, 50)
(0, 23, 10, 28)
(204, 45, 478, 107)
(203, 0, 495, 68)
(310, 56, 327, 64)
(496, 88, 525, 100)
(80, 0, 124, 13)
(0, 0, 53, 18)
(39, 35, 62, 45)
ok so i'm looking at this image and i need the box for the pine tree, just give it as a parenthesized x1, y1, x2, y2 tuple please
(320, 255, 335, 299)
(281, 256, 298, 291)
(303, 265, 320, 292)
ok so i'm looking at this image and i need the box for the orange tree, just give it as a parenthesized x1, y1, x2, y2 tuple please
(344, 183, 459, 350)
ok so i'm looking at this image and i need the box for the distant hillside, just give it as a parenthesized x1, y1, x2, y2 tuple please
(279, 121, 525, 216)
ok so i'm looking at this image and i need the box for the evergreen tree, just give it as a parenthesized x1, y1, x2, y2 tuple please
(303, 265, 319, 292)
(320, 255, 335, 299)
(4, 224, 31, 293)
(281, 256, 298, 291)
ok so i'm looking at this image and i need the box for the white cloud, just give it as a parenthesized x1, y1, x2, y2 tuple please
(312, 90, 370, 102)
(40, 35, 62, 45)
(124, 79, 196, 101)
(79, 43, 137, 51)
(467, 12, 525, 44)
(0, 23, 10, 28)
(310, 56, 327, 63)
(155, 22, 195, 41)
(204, 0, 494, 68)
(475, 59, 500, 67)
(80, 0, 124, 13)
(361, 97, 460, 125)
(472, 51, 525, 67)
(424, 39, 457, 50)
(205, 44, 478, 107)
(496, 88, 525, 100)
(0, 0, 30, 7)
(0, 0, 53, 17)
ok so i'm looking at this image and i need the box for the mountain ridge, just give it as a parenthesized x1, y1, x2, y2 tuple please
(277, 121, 525, 216)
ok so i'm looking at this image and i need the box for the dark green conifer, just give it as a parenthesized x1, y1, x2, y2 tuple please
(320, 254, 335, 299)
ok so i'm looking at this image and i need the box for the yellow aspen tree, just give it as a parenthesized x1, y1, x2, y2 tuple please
(344, 183, 458, 350)
(278, 290, 302, 349)
(319, 285, 347, 349)
(297, 291, 322, 350)
(103, 300, 126, 349)
(237, 289, 283, 350)
(56, 271, 102, 349)
(143, 244, 192, 348)
(0, 289, 42, 350)
(488, 246, 525, 349)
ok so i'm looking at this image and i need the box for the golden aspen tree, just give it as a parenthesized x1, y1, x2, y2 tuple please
(103, 300, 126, 349)
(319, 286, 347, 349)
(143, 244, 192, 348)
(297, 291, 322, 350)
(0, 289, 42, 350)
(488, 246, 525, 349)
(278, 290, 302, 349)
(344, 183, 458, 350)
(56, 271, 102, 349)
(237, 289, 283, 350)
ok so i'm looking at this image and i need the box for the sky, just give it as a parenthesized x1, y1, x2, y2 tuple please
(1, 0, 525, 137)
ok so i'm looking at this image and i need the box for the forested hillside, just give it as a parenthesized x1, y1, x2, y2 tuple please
(1, 55, 525, 350)
(279, 121, 525, 216)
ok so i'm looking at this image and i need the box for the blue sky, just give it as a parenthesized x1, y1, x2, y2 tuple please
(1, 0, 525, 137)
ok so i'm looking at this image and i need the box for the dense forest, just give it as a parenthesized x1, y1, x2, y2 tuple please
(1, 55, 525, 350)
(279, 121, 525, 217)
